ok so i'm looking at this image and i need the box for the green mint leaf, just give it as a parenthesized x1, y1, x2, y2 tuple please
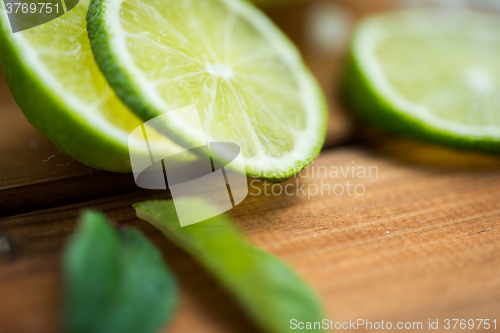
(133, 199, 325, 333)
(64, 210, 178, 333)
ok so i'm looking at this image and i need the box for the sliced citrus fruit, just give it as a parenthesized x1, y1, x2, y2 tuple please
(0, 0, 188, 172)
(87, 0, 327, 182)
(344, 9, 500, 153)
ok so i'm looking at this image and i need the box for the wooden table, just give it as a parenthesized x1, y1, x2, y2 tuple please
(1, 1, 500, 332)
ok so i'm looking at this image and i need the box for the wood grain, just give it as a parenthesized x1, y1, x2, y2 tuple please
(1, 146, 500, 332)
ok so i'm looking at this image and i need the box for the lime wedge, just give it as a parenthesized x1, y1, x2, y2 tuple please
(344, 10, 500, 153)
(87, 0, 327, 182)
(0, 0, 189, 172)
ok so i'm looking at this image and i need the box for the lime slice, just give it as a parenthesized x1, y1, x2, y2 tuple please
(87, 0, 327, 182)
(0, 0, 189, 172)
(344, 9, 500, 153)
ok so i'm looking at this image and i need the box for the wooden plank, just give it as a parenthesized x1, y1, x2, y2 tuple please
(1, 146, 499, 332)
(1, 1, 499, 332)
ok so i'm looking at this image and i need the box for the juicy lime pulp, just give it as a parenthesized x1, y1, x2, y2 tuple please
(344, 9, 500, 153)
(87, 0, 328, 182)
(0, 0, 187, 172)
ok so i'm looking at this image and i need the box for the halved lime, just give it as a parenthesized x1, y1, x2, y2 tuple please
(87, 0, 327, 182)
(344, 9, 500, 153)
(0, 0, 188, 172)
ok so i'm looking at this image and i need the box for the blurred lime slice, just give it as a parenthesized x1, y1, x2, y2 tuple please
(344, 10, 500, 153)
(87, 0, 327, 182)
(0, 0, 189, 172)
